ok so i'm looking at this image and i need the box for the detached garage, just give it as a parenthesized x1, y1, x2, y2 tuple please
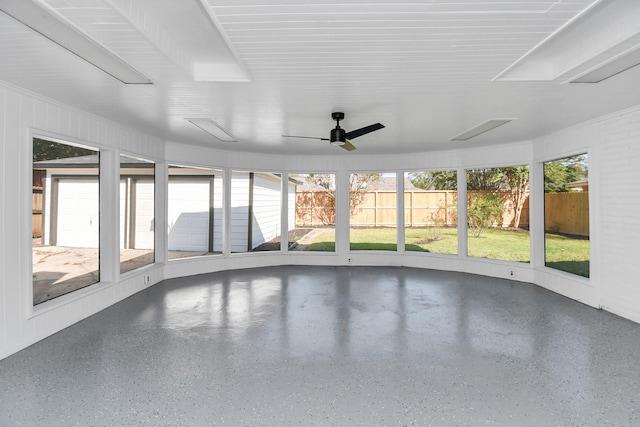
(36, 155, 157, 252)
(34, 158, 297, 255)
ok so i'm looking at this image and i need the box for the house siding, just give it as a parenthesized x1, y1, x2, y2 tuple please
(251, 174, 282, 248)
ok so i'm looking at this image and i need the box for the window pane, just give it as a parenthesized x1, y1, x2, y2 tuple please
(32, 137, 99, 305)
(289, 173, 336, 252)
(168, 165, 223, 260)
(404, 170, 458, 254)
(544, 154, 589, 277)
(466, 166, 530, 262)
(120, 155, 155, 273)
(231, 171, 284, 253)
(349, 173, 396, 251)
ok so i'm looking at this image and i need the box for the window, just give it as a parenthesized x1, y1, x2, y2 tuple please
(349, 172, 396, 251)
(544, 154, 589, 277)
(289, 173, 336, 252)
(231, 171, 284, 253)
(120, 155, 155, 273)
(404, 170, 458, 254)
(167, 165, 223, 260)
(466, 166, 530, 262)
(32, 137, 100, 305)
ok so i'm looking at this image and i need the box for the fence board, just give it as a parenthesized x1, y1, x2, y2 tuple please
(296, 190, 542, 229)
(32, 189, 43, 237)
(545, 192, 589, 236)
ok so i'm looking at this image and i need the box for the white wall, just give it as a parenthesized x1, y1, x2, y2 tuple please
(534, 106, 640, 323)
(288, 180, 296, 232)
(0, 82, 165, 361)
(3, 77, 640, 361)
(230, 171, 250, 252)
(213, 175, 223, 252)
(252, 173, 283, 248)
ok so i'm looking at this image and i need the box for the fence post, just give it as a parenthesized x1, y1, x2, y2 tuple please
(409, 191, 413, 227)
(374, 191, 378, 227)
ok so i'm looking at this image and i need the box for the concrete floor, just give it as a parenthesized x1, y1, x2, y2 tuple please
(1, 266, 639, 426)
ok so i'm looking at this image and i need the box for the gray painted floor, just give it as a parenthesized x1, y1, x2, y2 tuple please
(1, 266, 639, 426)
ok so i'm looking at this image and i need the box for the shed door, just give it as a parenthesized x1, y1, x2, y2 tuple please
(55, 178, 99, 248)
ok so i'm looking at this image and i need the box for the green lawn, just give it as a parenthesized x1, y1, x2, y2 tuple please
(545, 233, 590, 278)
(467, 228, 530, 262)
(303, 227, 589, 277)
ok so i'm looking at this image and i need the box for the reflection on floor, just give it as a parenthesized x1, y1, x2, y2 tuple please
(3, 266, 640, 426)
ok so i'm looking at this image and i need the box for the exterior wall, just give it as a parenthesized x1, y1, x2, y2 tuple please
(288, 182, 296, 232)
(230, 172, 250, 252)
(213, 175, 223, 252)
(251, 174, 282, 248)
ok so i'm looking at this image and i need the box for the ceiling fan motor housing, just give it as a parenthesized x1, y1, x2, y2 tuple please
(330, 127, 346, 145)
(330, 112, 346, 145)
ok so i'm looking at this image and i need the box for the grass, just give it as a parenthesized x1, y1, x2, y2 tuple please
(302, 226, 589, 277)
(545, 233, 590, 278)
(467, 228, 530, 262)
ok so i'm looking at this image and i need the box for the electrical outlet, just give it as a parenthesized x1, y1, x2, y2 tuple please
(143, 274, 150, 284)
(347, 257, 352, 264)
(508, 270, 515, 278)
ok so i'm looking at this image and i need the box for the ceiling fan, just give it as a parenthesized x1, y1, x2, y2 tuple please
(282, 112, 384, 151)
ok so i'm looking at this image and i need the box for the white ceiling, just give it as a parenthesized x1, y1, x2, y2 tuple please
(1, 0, 640, 155)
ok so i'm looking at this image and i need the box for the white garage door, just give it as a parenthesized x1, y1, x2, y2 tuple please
(168, 180, 210, 251)
(55, 178, 99, 248)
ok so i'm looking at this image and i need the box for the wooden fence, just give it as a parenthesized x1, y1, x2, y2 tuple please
(33, 188, 43, 237)
(296, 190, 530, 228)
(545, 192, 589, 236)
(296, 190, 588, 236)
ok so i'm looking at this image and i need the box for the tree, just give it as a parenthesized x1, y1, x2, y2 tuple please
(303, 173, 381, 222)
(467, 166, 530, 229)
(499, 166, 530, 229)
(468, 193, 504, 238)
(466, 168, 504, 191)
(348, 173, 381, 216)
(544, 154, 588, 193)
(33, 138, 94, 162)
(408, 170, 457, 190)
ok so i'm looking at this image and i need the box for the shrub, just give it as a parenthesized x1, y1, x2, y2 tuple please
(468, 193, 504, 238)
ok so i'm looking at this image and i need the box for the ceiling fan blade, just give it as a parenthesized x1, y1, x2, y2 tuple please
(282, 134, 330, 141)
(343, 123, 384, 140)
(340, 140, 357, 151)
